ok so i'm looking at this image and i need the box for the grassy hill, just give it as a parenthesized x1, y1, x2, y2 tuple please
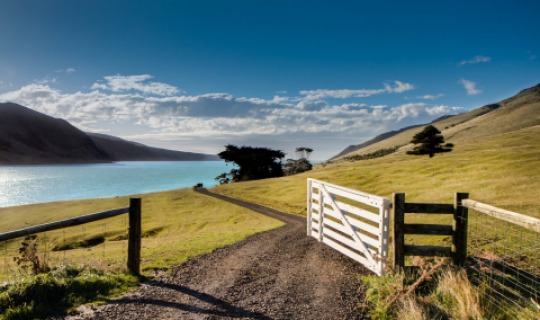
(330, 83, 540, 161)
(213, 83, 540, 219)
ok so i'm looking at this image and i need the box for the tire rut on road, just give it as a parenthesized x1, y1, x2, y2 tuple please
(66, 189, 368, 320)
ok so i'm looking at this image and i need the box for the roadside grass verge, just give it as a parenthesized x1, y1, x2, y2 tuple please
(0, 265, 139, 320)
(0, 188, 284, 278)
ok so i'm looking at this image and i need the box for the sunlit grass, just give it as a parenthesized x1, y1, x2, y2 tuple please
(0, 188, 284, 278)
(213, 126, 540, 218)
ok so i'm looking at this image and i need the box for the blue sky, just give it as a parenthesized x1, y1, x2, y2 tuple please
(1, 0, 539, 160)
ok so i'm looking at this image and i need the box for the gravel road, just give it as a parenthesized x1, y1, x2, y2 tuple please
(66, 189, 368, 320)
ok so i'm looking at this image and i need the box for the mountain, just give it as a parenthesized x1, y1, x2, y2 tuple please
(331, 83, 540, 160)
(0, 103, 218, 164)
(88, 133, 217, 161)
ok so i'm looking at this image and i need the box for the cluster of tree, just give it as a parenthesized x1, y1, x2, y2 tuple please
(407, 125, 453, 158)
(283, 147, 313, 176)
(216, 145, 315, 184)
(216, 144, 285, 184)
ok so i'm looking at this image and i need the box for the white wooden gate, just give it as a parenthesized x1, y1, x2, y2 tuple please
(307, 179, 391, 275)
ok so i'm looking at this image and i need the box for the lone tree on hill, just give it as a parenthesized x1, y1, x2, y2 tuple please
(406, 125, 454, 158)
(216, 144, 285, 183)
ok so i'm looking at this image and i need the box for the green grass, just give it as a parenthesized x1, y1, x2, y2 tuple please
(0, 188, 284, 278)
(213, 126, 540, 215)
(0, 189, 283, 318)
(0, 265, 139, 320)
(212, 126, 540, 260)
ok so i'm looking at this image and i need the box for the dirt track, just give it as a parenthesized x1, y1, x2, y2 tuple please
(67, 189, 368, 320)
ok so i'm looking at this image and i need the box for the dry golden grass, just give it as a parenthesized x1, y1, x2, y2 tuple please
(332, 85, 540, 160)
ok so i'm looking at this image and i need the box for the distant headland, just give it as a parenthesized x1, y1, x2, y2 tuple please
(0, 102, 219, 164)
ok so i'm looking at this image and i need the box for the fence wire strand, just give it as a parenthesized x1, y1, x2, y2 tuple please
(0, 214, 129, 284)
(466, 206, 540, 317)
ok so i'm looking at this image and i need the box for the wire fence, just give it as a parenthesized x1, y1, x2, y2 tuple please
(465, 202, 540, 318)
(0, 214, 129, 284)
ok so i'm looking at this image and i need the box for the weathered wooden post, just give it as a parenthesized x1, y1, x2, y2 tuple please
(127, 198, 142, 275)
(392, 193, 406, 272)
(452, 192, 469, 266)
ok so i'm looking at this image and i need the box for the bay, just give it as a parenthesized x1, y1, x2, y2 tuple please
(0, 161, 230, 208)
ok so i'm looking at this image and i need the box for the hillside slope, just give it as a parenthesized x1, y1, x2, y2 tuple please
(212, 83, 540, 218)
(0, 103, 218, 164)
(88, 133, 218, 161)
(0, 103, 110, 164)
(331, 83, 540, 160)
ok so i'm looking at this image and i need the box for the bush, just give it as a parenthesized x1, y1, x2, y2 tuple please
(343, 147, 400, 162)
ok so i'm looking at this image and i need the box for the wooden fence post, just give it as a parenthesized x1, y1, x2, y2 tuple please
(453, 192, 469, 266)
(127, 198, 142, 275)
(393, 193, 405, 272)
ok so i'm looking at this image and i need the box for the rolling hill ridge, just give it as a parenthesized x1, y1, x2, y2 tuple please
(332, 83, 540, 160)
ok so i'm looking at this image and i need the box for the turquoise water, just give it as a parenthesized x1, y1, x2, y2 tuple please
(0, 161, 230, 208)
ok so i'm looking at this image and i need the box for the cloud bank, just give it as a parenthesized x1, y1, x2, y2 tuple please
(0, 75, 463, 158)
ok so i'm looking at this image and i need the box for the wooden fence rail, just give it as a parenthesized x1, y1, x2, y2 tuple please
(392, 192, 468, 271)
(0, 198, 142, 275)
(462, 199, 540, 233)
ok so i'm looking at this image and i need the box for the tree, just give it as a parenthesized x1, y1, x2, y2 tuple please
(216, 144, 285, 183)
(406, 125, 453, 158)
(284, 147, 314, 176)
(295, 147, 313, 160)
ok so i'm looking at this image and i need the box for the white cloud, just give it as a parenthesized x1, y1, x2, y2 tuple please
(91, 74, 181, 96)
(299, 81, 414, 100)
(55, 68, 76, 74)
(459, 55, 491, 66)
(386, 80, 415, 93)
(459, 79, 482, 95)
(416, 94, 444, 100)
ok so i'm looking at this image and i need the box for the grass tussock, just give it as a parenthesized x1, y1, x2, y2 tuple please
(0, 265, 139, 320)
(361, 259, 539, 320)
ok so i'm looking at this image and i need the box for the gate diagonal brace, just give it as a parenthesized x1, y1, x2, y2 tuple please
(321, 185, 378, 269)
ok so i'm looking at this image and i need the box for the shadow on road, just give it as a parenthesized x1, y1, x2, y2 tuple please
(113, 281, 273, 320)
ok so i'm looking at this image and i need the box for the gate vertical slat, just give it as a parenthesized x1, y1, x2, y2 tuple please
(379, 198, 391, 275)
(318, 186, 324, 242)
(307, 179, 313, 237)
